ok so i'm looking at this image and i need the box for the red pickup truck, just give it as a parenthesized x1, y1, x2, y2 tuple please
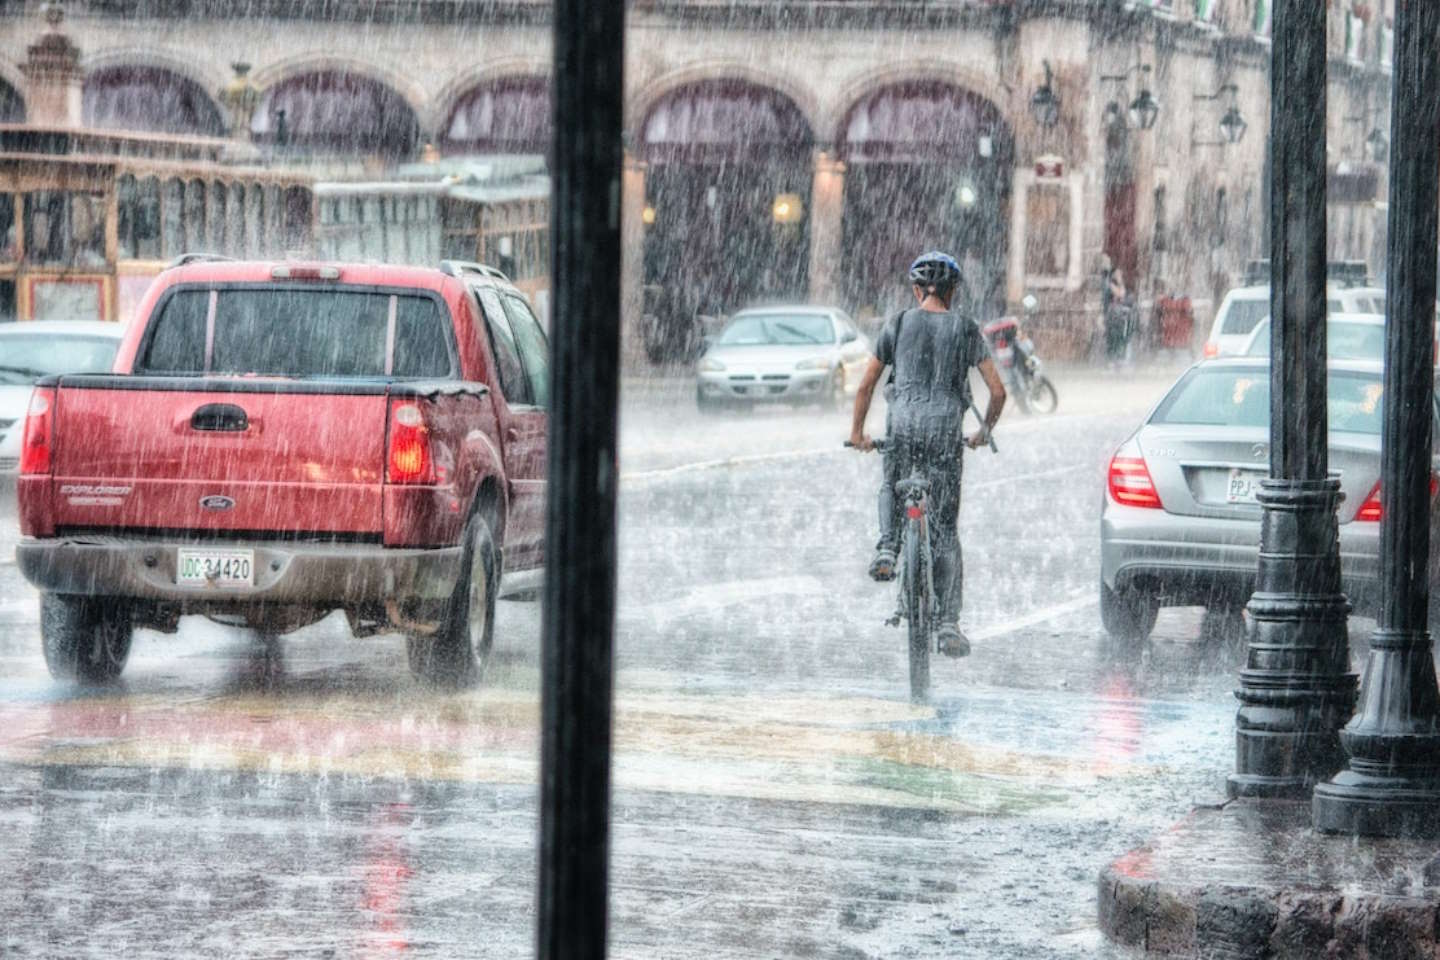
(16, 258, 549, 686)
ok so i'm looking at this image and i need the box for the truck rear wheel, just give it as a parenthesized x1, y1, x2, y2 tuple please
(41, 594, 133, 683)
(408, 515, 498, 687)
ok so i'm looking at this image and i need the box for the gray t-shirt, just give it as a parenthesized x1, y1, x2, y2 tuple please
(875, 307, 989, 443)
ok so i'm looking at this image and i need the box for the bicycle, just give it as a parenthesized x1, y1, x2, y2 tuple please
(848, 407, 996, 702)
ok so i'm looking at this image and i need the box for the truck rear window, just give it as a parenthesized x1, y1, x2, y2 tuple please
(138, 288, 453, 378)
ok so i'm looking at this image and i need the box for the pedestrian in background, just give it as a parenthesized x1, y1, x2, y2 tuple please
(1104, 267, 1134, 368)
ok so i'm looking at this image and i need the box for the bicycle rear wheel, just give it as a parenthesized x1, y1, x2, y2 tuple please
(903, 524, 931, 702)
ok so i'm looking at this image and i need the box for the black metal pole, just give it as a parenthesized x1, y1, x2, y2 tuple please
(1313, 0, 1440, 837)
(1228, 0, 1357, 799)
(537, 0, 624, 956)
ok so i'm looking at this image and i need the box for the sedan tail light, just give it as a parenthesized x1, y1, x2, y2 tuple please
(1354, 473, 1440, 522)
(19, 387, 55, 476)
(1107, 442, 1164, 509)
(1203, 341, 1220, 359)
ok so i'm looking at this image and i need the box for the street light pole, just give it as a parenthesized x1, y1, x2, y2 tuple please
(1313, 0, 1440, 838)
(537, 0, 625, 956)
(1228, 0, 1357, 799)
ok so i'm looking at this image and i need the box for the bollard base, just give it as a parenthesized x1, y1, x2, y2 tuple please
(1313, 770, 1440, 838)
(1226, 772, 1312, 800)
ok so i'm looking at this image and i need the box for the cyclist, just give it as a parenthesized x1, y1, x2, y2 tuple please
(848, 250, 1007, 657)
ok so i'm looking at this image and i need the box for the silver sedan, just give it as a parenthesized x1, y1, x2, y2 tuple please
(696, 306, 871, 412)
(1099, 357, 1439, 641)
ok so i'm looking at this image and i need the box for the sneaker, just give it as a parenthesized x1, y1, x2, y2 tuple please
(936, 625, 970, 658)
(869, 548, 896, 582)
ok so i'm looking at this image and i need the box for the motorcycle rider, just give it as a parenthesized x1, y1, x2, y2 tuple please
(848, 251, 1007, 657)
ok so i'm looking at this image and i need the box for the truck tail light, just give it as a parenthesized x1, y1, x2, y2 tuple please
(1355, 474, 1440, 522)
(386, 401, 434, 485)
(1107, 442, 1164, 509)
(19, 387, 55, 476)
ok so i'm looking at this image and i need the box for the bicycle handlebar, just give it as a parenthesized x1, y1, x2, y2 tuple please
(844, 435, 997, 454)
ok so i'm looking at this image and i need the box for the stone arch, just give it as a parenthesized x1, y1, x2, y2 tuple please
(827, 64, 1015, 145)
(251, 65, 422, 158)
(251, 56, 426, 120)
(0, 57, 26, 122)
(638, 77, 815, 163)
(80, 49, 229, 102)
(82, 63, 225, 136)
(628, 61, 820, 148)
(831, 74, 1017, 321)
(429, 57, 550, 134)
(0, 73, 23, 124)
(438, 74, 550, 155)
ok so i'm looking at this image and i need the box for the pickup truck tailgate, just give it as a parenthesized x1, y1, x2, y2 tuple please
(50, 382, 387, 536)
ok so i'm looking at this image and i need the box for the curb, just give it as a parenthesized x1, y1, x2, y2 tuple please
(1098, 799, 1440, 958)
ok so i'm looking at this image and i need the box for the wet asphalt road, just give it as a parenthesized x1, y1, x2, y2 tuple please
(0, 365, 1332, 958)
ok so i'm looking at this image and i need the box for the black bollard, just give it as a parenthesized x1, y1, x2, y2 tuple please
(1227, 0, 1357, 800)
(536, 0, 625, 956)
(1312, 0, 1440, 837)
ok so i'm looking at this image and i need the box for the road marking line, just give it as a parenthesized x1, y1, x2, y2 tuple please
(969, 463, 1087, 490)
(967, 592, 1095, 641)
(624, 451, 1092, 486)
(641, 575, 827, 621)
(623, 447, 836, 481)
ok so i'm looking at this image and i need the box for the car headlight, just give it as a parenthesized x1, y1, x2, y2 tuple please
(795, 357, 831, 371)
(699, 358, 726, 372)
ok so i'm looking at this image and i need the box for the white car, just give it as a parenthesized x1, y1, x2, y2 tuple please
(1242, 311, 1440, 367)
(0, 321, 126, 482)
(1203, 284, 1388, 358)
(696, 305, 872, 412)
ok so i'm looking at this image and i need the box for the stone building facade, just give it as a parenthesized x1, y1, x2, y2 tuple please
(0, 0, 1396, 355)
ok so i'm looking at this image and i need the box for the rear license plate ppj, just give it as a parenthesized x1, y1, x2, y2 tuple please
(1226, 469, 1265, 504)
(177, 548, 255, 588)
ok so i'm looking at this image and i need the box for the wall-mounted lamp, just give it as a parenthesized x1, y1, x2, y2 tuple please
(641, 204, 656, 226)
(1344, 111, 1389, 162)
(1101, 63, 1159, 131)
(772, 193, 804, 225)
(1193, 83, 1247, 146)
(1030, 60, 1061, 129)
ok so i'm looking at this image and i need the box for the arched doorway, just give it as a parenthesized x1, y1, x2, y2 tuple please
(252, 71, 419, 159)
(83, 66, 225, 136)
(640, 80, 814, 336)
(441, 76, 550, 155)
(838, 81, 1013, 323)
(0, 78, 23, 123)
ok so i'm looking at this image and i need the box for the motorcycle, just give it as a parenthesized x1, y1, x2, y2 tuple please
(981, 294, 1058, 415)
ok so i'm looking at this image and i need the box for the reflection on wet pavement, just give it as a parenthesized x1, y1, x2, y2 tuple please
(0, 384, 1281, 958)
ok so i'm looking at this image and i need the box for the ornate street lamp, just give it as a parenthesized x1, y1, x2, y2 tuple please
(1220, 104, 1248, 144)
(1365, 126, 1388, 162)
(1030, 60, 1061, 129)
(1100, 63, 1159, 132)
(1128, 87, 1160, 131)
(1192, 83, 1247, 148)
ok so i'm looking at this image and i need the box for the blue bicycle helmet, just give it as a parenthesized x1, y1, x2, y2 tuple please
(908, 251, 962, 295)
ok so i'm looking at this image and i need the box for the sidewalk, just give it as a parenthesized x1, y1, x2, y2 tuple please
(1099, 798, 1440, 957)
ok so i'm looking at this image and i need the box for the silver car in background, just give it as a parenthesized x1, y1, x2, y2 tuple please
(1099, 358, 1439, 641)
(696, 306, 871, 412)
(0, 321, 126, 492)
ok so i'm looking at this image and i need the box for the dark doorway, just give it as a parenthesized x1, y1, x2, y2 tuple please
(1104, 122, 1138, 285)
(838, 82, 1012, 325)
(640, 80, 814, 358)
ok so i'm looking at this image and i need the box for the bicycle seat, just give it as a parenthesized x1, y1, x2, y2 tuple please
(895, 476, 930, 498)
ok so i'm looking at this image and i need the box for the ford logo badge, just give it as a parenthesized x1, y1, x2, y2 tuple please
(200, 495, 235, 511)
